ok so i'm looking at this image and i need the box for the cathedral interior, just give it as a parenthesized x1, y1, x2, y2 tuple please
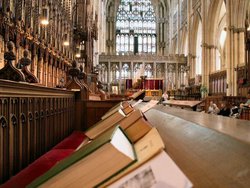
(1, 0, 250, 187)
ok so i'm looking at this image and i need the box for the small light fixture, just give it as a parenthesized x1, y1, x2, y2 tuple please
(41, 8, 49, 25)
(80, 41, 85, 51)
(75, 44, 81, 58)
(63, 34, 69, 46)
(75, 52, 81, 58)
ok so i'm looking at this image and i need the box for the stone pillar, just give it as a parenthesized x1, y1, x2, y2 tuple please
(153, 62, 157, 78)
(201, 0, 208, 87)
(108, 61, 111, 93)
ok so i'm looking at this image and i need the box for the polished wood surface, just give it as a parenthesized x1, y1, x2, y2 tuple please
(153, 105, 250, 144)
(145, 105, 250, 188)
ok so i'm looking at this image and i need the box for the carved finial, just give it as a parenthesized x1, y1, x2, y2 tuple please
(17, 49, 31, 68)
(0, 41, 25, 81)
(65, 60, 85, 91)
(16, 49, 38, 83)
(4, 41, 16, 62)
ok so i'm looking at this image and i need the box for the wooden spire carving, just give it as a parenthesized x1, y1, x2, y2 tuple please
(17, 49, 39, 83)
(66, 61, 89, 100)
(66, 60, 84, 90)
(0, 41, 25, 81)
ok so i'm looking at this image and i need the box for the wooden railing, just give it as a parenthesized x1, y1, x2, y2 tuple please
(0, 79, 75, 184)
(240, 108, 250, 120)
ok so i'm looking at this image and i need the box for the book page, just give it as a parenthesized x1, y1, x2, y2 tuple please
(100, 128, 164, 187)
(108, 151, 193, 188)
(111, 128, 135, 160)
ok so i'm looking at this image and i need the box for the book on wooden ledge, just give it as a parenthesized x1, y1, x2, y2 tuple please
(108, 151, 193, 188)
(100, 127, 165, 187)
(28, 126, 137, 188)
(129, 90, 145, 100)
(119, 110, 152, 143)
(85, 108, 128, 140)
(85, 109, 152, 143)
(101, 101, 131, 120)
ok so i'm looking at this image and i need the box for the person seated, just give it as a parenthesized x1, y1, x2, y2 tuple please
(229, 104, 240, 118)
(162, 91, 169, 101)
(207, 101, 214, 114)
(211, 103, 220, 115)
(218, 102, 230, 117)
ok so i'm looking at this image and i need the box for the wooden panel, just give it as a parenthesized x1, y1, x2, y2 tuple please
(240, 108, 250, 120)
(81, 100, 123, 130)
(209, 70, 227, 96)
(0, 80, 75, 184)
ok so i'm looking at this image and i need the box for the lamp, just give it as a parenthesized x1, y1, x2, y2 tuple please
(63, 33, 69, 46)
(41, 8, 49, 25)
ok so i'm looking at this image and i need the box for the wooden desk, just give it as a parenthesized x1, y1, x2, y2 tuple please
(162, 100, 203, 111)
(145, 105, 250, 188)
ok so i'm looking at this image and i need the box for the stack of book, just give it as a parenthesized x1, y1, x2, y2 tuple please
(28, 100, 192, 188)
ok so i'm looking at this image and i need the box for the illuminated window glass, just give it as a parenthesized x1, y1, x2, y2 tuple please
(116, 0, 156, 54)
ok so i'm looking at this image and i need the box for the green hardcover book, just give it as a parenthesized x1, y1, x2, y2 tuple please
(28, 126, 137, 188)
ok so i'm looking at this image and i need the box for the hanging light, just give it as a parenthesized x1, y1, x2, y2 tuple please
(41, 8, 49, 25)
(63, 33, 69, 46)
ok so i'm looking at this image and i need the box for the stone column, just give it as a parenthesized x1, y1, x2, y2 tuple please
(108, 61, 111, 93)
(201, 0, 208, 87)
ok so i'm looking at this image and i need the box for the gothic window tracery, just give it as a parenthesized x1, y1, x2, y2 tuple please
(116, 0, 156, 55)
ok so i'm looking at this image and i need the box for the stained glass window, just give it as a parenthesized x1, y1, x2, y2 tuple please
(116, 0, 157, 54)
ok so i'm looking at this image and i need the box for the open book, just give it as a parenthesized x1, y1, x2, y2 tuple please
(28, 126, 137, 188)
(108, 151, 193, 188)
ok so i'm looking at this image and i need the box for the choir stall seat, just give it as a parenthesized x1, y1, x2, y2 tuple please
(1, 131, 87, 188)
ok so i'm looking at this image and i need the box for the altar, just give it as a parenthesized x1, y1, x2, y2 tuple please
(126, 78, 163, 99)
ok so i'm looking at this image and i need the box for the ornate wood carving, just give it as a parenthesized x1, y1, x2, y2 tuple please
(0, 80, 75, 184)
(17, 49, 39, 83)
(0, 41, 25, 81)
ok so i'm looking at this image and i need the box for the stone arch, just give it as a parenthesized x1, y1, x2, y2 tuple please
(206, 0, 224, 46)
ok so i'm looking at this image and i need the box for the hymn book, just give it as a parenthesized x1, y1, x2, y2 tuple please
(101, 101, 130, 120)
(119, 110, 152, 143)
(85, 109, 127, 139)
(86, 109, 152, 143)
(28, 126, 137, 188)
(99, 127, 165, 187)
(108, 151, 193, 188)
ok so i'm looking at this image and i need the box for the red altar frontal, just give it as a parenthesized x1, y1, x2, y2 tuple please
(126, 78, 163, 90)
(126, 78, 163, 98)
